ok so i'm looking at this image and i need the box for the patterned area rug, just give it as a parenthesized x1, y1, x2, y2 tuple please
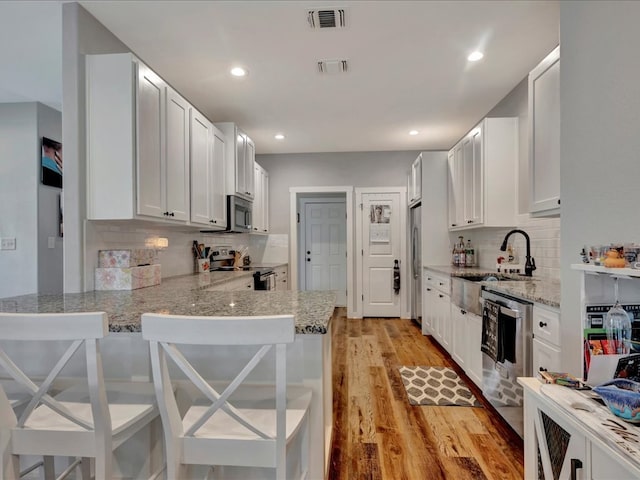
(399, 366, 482, 407)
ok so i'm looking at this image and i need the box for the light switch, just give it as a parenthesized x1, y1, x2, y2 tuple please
(0, 238, 16, 250)
(48, 236, 56, 249)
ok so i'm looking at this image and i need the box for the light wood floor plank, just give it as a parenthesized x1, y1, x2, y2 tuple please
(329, 310, 523, 479)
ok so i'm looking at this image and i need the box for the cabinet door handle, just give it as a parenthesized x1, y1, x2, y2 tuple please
(451, 224, 457, 227)
(539, 321, 548, 328)
(438, 294, 444, 298)
(570, 459, 582, 480)
(539, 367, 547, 372)
(467, 220, 473, 224)
(557, 199, 561, 205)
(426, 288, 432, 292)
(163, 211, 169, 216)
(169, 212, 175, 217)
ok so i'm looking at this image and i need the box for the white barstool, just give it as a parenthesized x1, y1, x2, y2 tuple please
(141, 313, 312, 480)
(0, 312, 160, 480)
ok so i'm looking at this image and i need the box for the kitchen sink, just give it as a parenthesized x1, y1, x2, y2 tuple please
(451, 273, 536, 316)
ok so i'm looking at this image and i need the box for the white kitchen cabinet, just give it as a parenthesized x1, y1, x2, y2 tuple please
(451, 305, 483, 389)
(529, 46, 560, 216)
(424, 270, 451, 352)
(275, 265, 289, 291)
(190, 111, 226, 229)
(532, 304, 562, 376)
(86, 53, 190, 223)
(408, 153, 422, 207)
(447, 117, 518, 231)
(252, 162, 269, 234)
(215, 122, 255, 201)
(447, 146, 463, 228)
(521, 378, 640, 480)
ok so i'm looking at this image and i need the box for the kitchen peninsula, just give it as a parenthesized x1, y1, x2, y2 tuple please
(0, 274, 336, 480)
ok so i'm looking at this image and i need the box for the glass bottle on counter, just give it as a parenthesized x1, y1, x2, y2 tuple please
(465, 239, 475, 267)
(457, 236, 466, 267)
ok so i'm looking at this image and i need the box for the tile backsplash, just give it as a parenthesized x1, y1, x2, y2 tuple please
(84, 221, 290, 290)
(449, 215, 560, 280)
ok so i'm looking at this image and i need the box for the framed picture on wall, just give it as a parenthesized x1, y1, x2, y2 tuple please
(41, 137, 62, 188)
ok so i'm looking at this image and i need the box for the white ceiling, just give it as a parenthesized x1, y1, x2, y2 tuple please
(0, 1, 559, 155)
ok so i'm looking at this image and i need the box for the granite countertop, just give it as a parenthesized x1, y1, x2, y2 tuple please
(424, 265, 561, 309)
(0, 271, 335, 335)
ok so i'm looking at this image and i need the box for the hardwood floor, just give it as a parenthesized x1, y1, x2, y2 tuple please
(328, 308, 524, 479)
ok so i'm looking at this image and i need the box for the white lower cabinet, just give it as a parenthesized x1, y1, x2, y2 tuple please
(451, 306, 482, 389)
(532, 305, 562, 376)
(275, 265, 289, 291)
(423, 270, 451, 353)
(522, 378, 640, 480)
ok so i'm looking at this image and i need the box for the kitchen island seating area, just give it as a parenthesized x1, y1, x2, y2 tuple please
(141, 313, 312, 480)
(0, 312, 160, 480)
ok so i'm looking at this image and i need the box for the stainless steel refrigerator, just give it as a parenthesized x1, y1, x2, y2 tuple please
(410, 204, 422, 325)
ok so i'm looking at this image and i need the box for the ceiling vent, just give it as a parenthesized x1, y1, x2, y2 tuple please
(308, 9, 346, 29)
(317, 59, 348, 74)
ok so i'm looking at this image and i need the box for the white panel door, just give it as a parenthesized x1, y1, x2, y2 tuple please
(136, 62, 165, 218)
(362, 192, 401, 317)
(304, 202, 347, 306)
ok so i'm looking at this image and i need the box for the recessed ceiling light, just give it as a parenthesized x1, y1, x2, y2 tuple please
(274, 133, 285, 140)
(409, 130, 419, 136)
(467, 51, 484, 62)
(230, 67, 247, 77)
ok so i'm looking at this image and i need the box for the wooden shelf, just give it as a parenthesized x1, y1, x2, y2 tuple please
(571, 263, 640, 279)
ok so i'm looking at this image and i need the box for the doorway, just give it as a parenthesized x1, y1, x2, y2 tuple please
(289, 187, 354, 316)
(299, 197, 347, 305)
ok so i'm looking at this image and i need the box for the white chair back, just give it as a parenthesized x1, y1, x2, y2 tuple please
(142, 313, 309, 480)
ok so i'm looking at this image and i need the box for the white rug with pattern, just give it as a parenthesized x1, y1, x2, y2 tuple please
(399, 366, 482, 407)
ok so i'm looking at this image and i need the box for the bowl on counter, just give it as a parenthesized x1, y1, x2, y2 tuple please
(593, 378, 640, 423)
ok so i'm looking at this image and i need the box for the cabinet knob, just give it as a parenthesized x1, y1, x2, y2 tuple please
(426, 288, 432, 292)
(438, 294, 444, 298)
(451, 224, 457, 227)
(263, 229, 267, 232)
(460, 309, 467, 315)
(467, 220, 473, 224)
(169, 212, 175, 217)
(163, 211, 169, 216)
(254, 227, 258, 231)
(557, 199, 561, 205)
(539, 367, 548, 372)
(539, 321, 547, 328)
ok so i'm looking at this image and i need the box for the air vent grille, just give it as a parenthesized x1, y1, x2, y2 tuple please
(308, 9, 346, 29)
(317, 59, 348, 74)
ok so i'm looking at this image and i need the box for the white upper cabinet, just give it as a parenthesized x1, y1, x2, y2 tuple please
(529, 46, 560, 216)
(408, 154, 422, 207)
(86, 53, 190, 223)
(189, 111, 226, 229)
(447, 117, 518, 230)
(253, 162, 269, 234)
(215, 122, 255, 201)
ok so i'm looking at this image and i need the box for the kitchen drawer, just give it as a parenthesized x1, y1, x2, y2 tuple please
(533, 304, 561, 347)
(424, 270, 450, 294)
(532, 337, 561, 375)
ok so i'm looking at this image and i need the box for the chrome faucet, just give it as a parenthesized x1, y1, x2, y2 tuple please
(500, 229, 536, 276)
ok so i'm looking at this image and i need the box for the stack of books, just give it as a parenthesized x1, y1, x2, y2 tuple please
(538, 371, 583, 388)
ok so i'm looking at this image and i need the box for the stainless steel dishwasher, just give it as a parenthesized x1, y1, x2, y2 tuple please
(480, 289, 533, 438)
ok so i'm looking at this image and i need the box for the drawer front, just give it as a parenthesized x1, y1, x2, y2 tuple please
(532, 337, 561, 375)
(533, 305, 560, 347)
(424, 270, 450, 294)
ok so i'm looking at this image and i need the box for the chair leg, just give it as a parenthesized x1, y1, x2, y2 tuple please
(42, 456, 55, 480)
(80, 457, 92, 480)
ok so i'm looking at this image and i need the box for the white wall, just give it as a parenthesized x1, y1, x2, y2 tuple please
(560, 1, 640, 376)
(256, 151, 419, 235)
(0, 103, 38, 297)
(62, 2, 129, 293)
(37, 103, 63, 294)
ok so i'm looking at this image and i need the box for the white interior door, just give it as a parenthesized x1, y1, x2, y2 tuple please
(304, 201, 347, 306)
(362, 192, 401, 317)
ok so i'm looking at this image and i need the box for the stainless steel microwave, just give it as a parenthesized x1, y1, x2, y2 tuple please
(226, 195, 252, 233)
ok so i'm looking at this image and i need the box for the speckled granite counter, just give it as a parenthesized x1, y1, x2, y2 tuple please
(0, 272, 336, 334)
(424, 265, 560, 308)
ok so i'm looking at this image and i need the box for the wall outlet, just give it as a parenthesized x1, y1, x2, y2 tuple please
(0, 238, 16, 250)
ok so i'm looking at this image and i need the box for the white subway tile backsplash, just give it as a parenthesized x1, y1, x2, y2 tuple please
(448, 215, 560, 280)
